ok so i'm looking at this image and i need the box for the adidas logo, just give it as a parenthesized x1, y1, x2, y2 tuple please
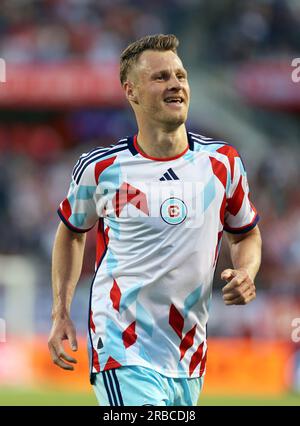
(159, 168, 179, 181)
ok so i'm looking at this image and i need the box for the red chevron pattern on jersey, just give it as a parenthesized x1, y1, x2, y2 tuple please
(90, 308, 100, 372)
(227, 175, 244, 216)
(169, 303, 206, 375)
(104, 356, 122, 370)
(189, 341, 205, 376)
(199, 348, 207, 376)
(209, 156, 227, 189)
(104, 226, 110, 246)
(60, 198, 72, 220)
(179, 324, 197, 361)
(122, 321, 137, 349)
(217, 145, 239, 182)
(96, 220, 109, 268)
(112, 182, 150, 217)
(94, 155, 116, 184)
(90, 310, 96, 333)
(110, 279, 121, 312)
(213, 193, 226, 265)
(92, 347, 100, 372)
(220, 193, 226, 226)
(169, 304, 184, 339)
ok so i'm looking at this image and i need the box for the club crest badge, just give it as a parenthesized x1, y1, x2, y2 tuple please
(160, 197, 187, 225)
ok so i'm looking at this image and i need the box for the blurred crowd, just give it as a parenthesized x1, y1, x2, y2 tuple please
(0, 0, 166, 64)
(189, 0, 300, 63)
(0, 0, 299, 64)
(254, 143, 300, 294)
(0, 0, 299, 336)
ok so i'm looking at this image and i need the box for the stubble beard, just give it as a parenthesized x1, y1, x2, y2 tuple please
(157, 109, 187, 131)
(140, 100, 188, 131)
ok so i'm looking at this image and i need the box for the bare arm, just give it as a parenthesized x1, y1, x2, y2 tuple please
(48, 222, 86, 370)
(221, 225, 262, 305)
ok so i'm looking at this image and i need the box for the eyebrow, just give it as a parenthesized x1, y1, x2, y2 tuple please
(151, 68, 187, 77)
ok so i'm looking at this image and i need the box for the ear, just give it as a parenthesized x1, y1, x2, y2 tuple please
(123, 81, 139, 104)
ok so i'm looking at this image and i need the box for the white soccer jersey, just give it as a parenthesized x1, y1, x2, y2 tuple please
(58, 131, 259, 380)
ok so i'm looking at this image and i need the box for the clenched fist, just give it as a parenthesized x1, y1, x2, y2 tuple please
(221, 268, 256, 305)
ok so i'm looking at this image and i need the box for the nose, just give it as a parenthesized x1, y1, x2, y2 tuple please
(168, 73, 183, 91)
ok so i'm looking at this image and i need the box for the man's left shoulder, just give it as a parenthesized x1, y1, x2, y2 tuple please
(188, 131, 240, 157)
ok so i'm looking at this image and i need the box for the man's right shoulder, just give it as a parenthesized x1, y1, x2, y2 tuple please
(71, 137, 130, 185)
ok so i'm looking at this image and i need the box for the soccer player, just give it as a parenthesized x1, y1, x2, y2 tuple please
(48, 34, 262, 406)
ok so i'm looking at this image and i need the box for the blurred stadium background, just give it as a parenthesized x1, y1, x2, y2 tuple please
(0, 0, 300, 406)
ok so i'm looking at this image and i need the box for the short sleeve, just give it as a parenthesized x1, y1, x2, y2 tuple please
(58, 156, 99, 233)
(224, 153, 259, 234)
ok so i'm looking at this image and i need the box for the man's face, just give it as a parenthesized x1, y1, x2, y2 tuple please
(127, 50, 190, 128)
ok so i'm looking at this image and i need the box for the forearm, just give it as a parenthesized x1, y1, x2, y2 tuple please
(227, 227, 262, 281)
(52, 222, 86, 318)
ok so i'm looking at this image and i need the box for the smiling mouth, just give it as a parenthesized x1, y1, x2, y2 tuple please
(164, 97, 184, 104)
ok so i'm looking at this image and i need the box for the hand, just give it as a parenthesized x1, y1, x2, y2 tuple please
(221, 268, 256, 305)
(48, 315, 78, 370)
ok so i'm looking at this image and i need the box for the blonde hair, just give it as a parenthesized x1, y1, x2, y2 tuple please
(120, 34, 179, 85)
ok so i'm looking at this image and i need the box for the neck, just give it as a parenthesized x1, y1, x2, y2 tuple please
(136, 123, 188, 160)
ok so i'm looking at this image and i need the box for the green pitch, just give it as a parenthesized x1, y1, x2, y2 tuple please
(0, 387, 299, 406)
